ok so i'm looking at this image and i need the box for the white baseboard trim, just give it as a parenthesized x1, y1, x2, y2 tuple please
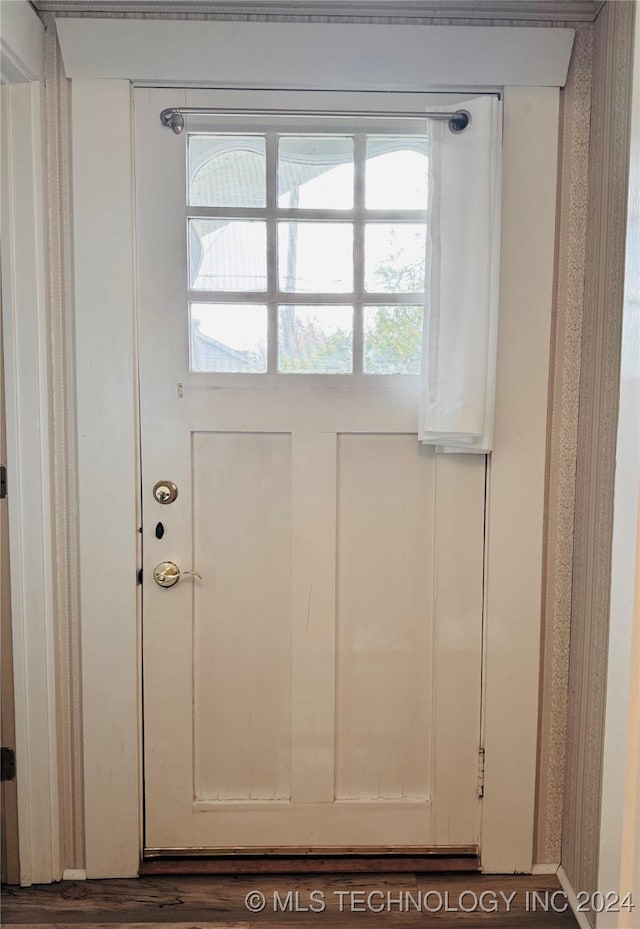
(558, 865, 593, 929)
(533, 863, 560, 875)
(62, 868, 87, 881)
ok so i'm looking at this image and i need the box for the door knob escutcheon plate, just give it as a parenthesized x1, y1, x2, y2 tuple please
(153, 561, 202, 588)
(153, 561, 180, 587)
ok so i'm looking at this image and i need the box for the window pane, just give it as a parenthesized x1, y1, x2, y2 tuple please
(278, 136, 354, 209)
(190, 304, 267, 373)
(278, 222, 353, 293)
(365, 136, 429, 210)
(188, 135, 266, 207)
(278, 306, 352, 374)
(364, 223, 426, 294)
(189, 219, 267, 291)
(363, 305, 423, 375)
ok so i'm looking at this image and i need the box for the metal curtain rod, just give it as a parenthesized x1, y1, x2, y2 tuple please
(159, 106, 471, 135)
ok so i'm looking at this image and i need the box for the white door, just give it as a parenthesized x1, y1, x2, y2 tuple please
(136, 88, 486, 853)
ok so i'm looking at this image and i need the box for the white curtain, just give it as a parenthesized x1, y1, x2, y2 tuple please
(419, 96, 502, 453)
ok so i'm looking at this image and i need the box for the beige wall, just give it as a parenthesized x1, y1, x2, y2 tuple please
(535, 19, 593, 868)
(561, 0, 636, 915)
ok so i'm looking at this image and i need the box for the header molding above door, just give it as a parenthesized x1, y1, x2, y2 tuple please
(34, 0, 603, 24)
(55, 19, 575, 88)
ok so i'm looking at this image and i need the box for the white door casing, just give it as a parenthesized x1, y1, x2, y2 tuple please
(70, 67, 560, 876)
(1, 0, 62, 884)
(136, 88, 486, 852)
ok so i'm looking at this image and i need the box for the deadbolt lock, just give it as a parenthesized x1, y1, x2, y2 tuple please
(153, 480, 178, 505)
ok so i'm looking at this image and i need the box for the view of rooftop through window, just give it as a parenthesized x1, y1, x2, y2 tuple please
(187, 131, 428, 374)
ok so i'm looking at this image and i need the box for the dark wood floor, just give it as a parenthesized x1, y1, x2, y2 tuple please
(2, 873, 580, 928)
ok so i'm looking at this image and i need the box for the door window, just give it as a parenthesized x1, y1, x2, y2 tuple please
(187, 130, 428, 376)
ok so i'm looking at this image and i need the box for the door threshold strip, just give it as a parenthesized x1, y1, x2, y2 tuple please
(139, 854, 481, 875)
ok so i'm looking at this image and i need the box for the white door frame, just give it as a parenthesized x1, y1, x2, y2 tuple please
(59, 18, 568, 878)
(0, 0, 62, 886)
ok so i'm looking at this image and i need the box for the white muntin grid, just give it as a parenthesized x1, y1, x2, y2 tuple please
(185, 116, 430, 377)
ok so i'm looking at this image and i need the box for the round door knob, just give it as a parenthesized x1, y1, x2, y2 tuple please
(153, 561, 202, 588)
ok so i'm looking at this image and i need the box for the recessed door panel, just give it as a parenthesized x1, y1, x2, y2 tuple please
(193, 432, 292, 802)
(336, 434, 434, 802)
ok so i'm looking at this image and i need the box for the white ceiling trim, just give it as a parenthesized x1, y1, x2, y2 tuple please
(56, 18, 575, 88)
(34, 0, 602, 22)
(0, 0, 44, 82)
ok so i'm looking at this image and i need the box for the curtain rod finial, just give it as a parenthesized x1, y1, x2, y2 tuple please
(160, 109, 185, 134)
(449, 110, 471, 134)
